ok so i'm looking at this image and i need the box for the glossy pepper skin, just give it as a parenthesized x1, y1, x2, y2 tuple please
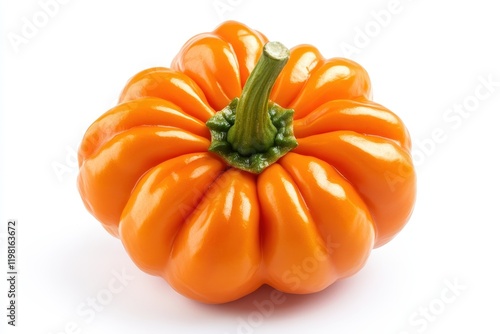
(77, 20, 416, 304)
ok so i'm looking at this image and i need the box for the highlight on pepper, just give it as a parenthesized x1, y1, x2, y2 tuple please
(77, 20, 416, 304)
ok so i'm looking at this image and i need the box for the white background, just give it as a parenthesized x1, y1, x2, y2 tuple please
(1, 0, 499, 333)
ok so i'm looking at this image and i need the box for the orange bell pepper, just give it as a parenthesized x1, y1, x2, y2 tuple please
(77, 20, 416, 304)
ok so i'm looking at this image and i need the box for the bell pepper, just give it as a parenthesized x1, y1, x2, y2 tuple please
(77, 20, 416, 304)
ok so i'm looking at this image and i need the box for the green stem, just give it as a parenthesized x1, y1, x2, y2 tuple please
(227, 42, 290, 156)
(205, 41, 298, 174)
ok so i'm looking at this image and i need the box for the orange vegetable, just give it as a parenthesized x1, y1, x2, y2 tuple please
(77, 20, 416, 304)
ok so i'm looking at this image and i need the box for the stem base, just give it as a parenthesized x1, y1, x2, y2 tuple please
(206, 98, 297, 174)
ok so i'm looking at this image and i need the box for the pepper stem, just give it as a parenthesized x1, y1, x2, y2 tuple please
(206, 41, 298, 174)
(227, 42, 290, 156)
